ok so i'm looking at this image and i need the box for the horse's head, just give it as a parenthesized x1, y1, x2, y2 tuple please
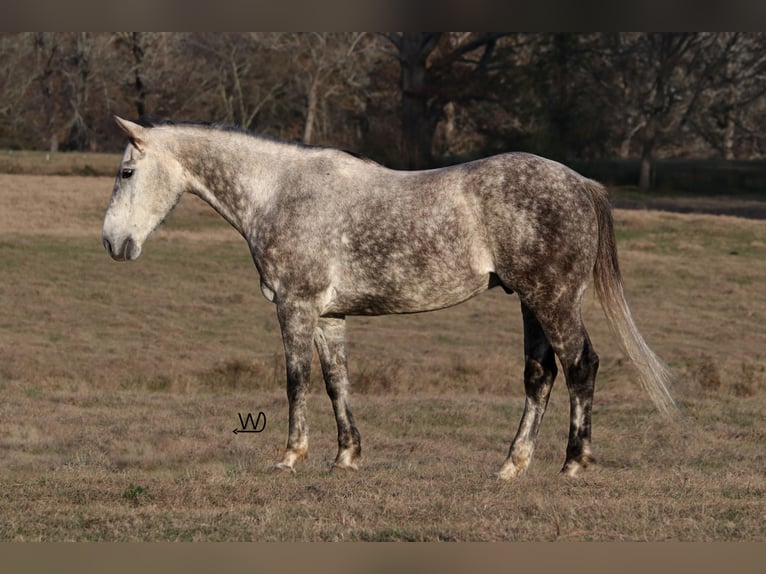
(102, 116, 187, 261)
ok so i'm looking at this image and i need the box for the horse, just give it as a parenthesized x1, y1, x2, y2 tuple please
(102, 116, 677, 478)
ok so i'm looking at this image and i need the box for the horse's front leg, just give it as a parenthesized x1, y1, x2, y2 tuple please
(314, 316, 362, 471)
(274, 300, 318, 474)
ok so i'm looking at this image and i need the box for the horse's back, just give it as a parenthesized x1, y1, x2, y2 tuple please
(257, 150, 602, 316)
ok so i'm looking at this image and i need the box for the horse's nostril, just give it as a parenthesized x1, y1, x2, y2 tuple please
(124, 237, 135, 260)
(103, 236, 133, 261)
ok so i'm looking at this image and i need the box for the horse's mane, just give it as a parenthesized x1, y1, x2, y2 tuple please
(133, 116, 379, 165)
(135, 116, 255, 138)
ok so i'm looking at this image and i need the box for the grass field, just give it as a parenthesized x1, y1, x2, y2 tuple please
(0, 150, 120, 177)
(0, 170, 764, 541)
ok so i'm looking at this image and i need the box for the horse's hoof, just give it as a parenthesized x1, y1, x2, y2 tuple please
(497, 458, 528, 480)
(561, 455, 595, 477)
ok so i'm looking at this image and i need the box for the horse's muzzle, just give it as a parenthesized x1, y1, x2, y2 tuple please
(103, 236, 136, 261)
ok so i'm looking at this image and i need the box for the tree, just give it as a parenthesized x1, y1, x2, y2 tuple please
(584, 33, 723, 189)
(27, 32, 112, 152)
(0, 32, 764, 162)
(637, 34, 701, 189)
(269, 32, 377, 145)
(32, 32, 65, 152)
(520, 33, 613, 161)
(686, 33, 766, 159)
(176, 33, 287, 131)
(384, 32, 508, 169)
(111, 32, 173, 119)
(0, 33, 37, 148)
(60, 32, 99, 151)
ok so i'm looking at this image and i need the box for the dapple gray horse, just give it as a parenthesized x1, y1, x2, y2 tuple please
(102, 117, 677, 478)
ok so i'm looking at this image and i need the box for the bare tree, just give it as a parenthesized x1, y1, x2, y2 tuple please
(2, 31, 765, 163)
(61, 32, 98, 150)
(0, 33, 37, 147)
(686, 33, 766, 159)
(112, 32, 169, 118)
(32, 32, 65, 152)
(584, 33, 723, 189)
(177, 33, 286, 131)
(385, 32, 441, 168)
(278, 32, 373, 145)
(26, 32, 109, 151)
(384, 32, 508, 169)
(639, 34, 700, 188)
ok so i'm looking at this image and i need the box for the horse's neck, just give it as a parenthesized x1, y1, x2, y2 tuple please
(175, 131, 282, 238)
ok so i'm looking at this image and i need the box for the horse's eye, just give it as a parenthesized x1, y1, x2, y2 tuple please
(121, 168, 134, 179)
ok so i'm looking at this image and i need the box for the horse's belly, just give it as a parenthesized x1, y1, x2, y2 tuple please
(323, 270, 492, 316)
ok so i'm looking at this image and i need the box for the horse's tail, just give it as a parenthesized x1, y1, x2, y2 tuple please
(586, 180, 679, 418)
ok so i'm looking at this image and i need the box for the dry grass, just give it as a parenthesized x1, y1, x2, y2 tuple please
(0, 150, 120, 177)
(0, 172, 765, 541)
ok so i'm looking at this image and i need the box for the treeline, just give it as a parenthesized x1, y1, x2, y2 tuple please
(1, 32, 764, 188)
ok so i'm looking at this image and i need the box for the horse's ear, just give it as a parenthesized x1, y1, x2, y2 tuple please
(114, 115, 146, 151)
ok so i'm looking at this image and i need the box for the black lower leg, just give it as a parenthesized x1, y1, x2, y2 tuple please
(562, 337, 599, 473)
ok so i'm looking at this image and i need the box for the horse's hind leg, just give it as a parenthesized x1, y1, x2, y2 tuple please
(534, 300, 600, 477)
(314, 316, 362, 471)
(559, 327, 599, 476)
(498, 303, 558, 479)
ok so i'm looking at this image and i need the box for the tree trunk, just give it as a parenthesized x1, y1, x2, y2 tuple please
(639, 152, 652, 191)
(548, 33, 573, 160)
(399, 33, 440, 170)
(722, 51, 736, 160)
(130, 32, 146, 118)
(639, 133, 658, 192)
(639, 118, 657, 190)
(35, 33, 60, 153)
(619, 119, 645, 159)
(723, 110, 735, 160)
(618, 138, 631, 160)
(303, 74, 320, 144)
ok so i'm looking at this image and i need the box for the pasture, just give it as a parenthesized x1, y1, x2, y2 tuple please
(0, 171, 764, 541)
